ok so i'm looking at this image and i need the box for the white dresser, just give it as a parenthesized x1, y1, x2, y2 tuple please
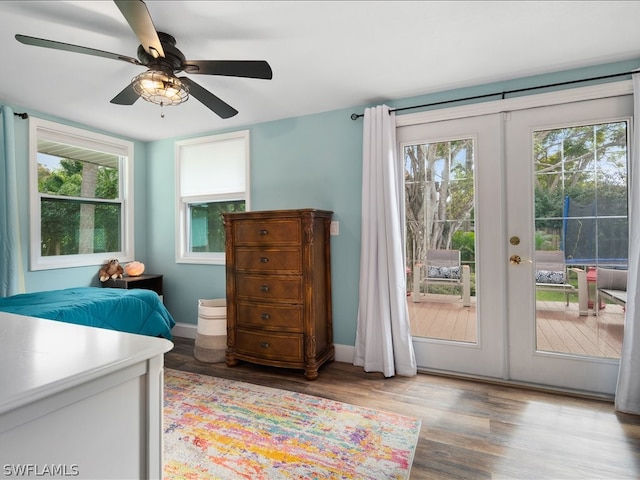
(0, 312, 173, 479)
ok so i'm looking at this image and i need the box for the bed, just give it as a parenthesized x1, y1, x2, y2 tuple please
(0, 287, 175, 340)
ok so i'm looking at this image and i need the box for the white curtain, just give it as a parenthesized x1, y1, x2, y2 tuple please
(353, 105, 417, 377)
(0, 106, 25, 297)
(615, 73, 640, 413)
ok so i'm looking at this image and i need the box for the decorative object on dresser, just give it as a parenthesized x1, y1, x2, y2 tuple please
(97, 257, 124, 282)
(124, 260, 145, 276)
(223, 209, 334, 380)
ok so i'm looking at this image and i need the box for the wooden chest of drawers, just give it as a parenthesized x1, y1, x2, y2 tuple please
(223, 209, 334, 380)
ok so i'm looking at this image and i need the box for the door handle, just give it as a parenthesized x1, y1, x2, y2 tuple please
(510, 255, 522, 265)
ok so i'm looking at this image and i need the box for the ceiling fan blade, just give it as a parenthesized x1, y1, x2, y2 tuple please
(181, 78, 238, 119)
(15, 34, 141, 65)
(183, 60, 273, 80)
(114, 0, 164, 58)
(110, 83, 139, 105)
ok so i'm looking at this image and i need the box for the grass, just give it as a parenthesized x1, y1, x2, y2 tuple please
(535, 290, 572, 302)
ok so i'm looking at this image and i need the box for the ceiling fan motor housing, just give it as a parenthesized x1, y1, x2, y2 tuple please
(137, 32, 185, 73)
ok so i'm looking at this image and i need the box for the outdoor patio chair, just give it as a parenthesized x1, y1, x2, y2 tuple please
(419, 249, 471, 307)
(535, 250, 587, 315)
(594, 267, 627, 315)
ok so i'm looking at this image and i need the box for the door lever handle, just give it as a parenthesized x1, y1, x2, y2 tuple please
(510, 255, 522, 265)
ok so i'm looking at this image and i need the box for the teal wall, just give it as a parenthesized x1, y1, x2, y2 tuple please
(6, 58, 640, 347)
(146, 109, 364, 345)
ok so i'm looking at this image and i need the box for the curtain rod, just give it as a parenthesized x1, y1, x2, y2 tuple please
(349, 70, 636, 120)
(13, 112, 28, 119)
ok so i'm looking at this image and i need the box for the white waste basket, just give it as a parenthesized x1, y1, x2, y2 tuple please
(194, 299, 227, 363)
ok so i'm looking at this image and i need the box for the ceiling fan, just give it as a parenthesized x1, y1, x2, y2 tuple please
(15, 0, 273, 119)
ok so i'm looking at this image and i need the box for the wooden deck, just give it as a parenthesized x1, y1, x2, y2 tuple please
(408, 293, 624, 358)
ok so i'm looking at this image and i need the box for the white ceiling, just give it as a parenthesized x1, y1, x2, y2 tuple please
(1, 1, 639, 142)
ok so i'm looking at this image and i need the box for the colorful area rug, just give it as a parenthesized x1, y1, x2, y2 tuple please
(163, 369, 421, 479)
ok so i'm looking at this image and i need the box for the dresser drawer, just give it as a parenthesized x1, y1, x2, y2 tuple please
(235, 247, 301, 274)
(236, 275, 302, 303)
(236, 301, 303, 331)
(233, 219, 301, 245)
(236, 330, 303, 362)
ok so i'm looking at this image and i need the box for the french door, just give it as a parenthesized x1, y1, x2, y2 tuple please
(505, 96, 631, 394)
(399, 92, 632, 395)
(400, 114, 506, 379)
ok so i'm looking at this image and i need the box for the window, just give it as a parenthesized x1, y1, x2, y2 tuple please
(175, 130, 249, 264)
(29, 118, 134, 271)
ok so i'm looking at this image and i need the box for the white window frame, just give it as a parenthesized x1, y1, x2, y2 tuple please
(29, 117, 135, 271)
(175, 130, 250, 265)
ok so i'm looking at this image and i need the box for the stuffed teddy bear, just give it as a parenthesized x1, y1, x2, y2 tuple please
(98, 258, 125, 282)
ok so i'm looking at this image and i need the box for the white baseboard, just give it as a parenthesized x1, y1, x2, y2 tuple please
(172, 322, 197, 339)
(333, 344, 354, 363)
(171, 322, 354, 364)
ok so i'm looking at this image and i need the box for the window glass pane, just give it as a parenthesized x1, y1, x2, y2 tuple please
(37, 140, 119, 199)
(405, 139, 477, 344)
(534, 120, 628, 360)
(596, 217, 628, 264)
(189, 200, 245, 253)
(534, 121, 628, 267)
(40, 198, 121, 256)
(449, 138, 473, 181)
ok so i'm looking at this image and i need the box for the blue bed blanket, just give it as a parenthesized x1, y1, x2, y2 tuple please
(0, 287, 175, 340)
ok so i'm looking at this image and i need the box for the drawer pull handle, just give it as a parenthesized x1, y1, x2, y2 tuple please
(261, 285, 270, 292)
(260, 313, 270, 320)
(259, 257, 269, 263)
(260, 341, 270, 349)
(259, 229, 268, 236)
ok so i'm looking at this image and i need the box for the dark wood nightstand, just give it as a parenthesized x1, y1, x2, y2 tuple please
(102, 274, 164, 301)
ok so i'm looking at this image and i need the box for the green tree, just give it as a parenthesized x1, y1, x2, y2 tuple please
(405, 139, 475, 271)
(534, 122, 628, 261)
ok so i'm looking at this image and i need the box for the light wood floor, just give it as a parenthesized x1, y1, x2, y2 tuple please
(408, 294, 624, 358)
(165, 337, 640, 480)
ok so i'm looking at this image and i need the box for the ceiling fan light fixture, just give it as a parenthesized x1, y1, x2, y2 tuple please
(132, 70, 189, 106)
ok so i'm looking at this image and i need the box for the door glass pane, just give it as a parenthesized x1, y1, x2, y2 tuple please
(405, 139, 477, 343)
(533, 121, 628, 359)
